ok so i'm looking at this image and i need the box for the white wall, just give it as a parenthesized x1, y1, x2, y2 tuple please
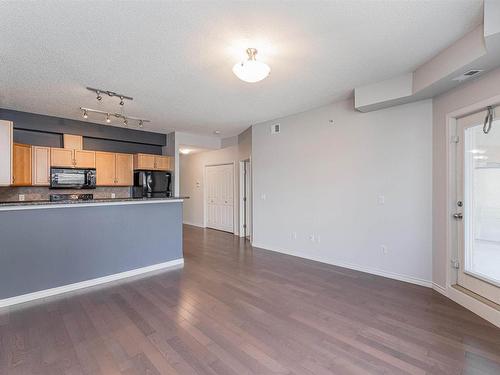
(179, 129, 251, 233)
(252, 98, 433, 285)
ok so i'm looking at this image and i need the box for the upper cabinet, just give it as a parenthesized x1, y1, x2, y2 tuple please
(0, 120, 13, 186)
(134, 153, 172, 171)
(63, 134, 83, 150)
(74, 150, 96, 168)
(115, 153, 133, 186)
(32, 146, 50, 186)
(50, 148, 74, 167)
(95, 152, 133, 186)
(50, 148, 95, 168)
(12, 143, 32, 186)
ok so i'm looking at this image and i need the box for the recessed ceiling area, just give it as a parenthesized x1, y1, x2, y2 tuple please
(0, 1, 483, 137)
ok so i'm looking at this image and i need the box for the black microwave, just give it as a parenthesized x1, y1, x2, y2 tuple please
(50, 168, 96, 189)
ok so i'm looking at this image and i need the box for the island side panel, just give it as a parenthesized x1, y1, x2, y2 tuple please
(0, 202, 183, 299)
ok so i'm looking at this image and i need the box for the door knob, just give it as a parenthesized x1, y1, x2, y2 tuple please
(453, 213, 463, 220)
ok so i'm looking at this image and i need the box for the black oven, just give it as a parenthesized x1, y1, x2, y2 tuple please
(50, 168, 96, 189)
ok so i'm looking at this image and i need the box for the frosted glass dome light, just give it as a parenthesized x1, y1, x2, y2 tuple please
(232, 48, 270, 83)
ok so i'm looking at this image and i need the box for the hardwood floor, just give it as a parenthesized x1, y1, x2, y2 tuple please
(1, 225, 500, 374)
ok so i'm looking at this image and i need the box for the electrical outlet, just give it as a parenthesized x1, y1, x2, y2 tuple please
(380, 245, 388, 254)
(111, 193, 116, 199)
(18, 194, 25, 201)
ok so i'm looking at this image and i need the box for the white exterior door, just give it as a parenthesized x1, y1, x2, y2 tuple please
(206, 164, 234, 233)
(456, 110, 500, 305)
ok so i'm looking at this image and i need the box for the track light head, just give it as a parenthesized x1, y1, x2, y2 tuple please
(96, 91, 102, 101)
(139, 120, 144, 128)
(119, 96, 125, 106)
(106, 113, 111, 123)
(83, 109, 88, 119)
(123, 118, 128, 126)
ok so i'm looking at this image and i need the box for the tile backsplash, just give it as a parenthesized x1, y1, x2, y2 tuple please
(0, 186, 131, 202)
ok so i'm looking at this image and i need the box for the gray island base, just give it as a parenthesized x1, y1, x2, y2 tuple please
(0, 199, 184, 307)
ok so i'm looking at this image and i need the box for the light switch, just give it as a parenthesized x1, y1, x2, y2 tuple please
(111, 193, 116, 199)
(378, 195, 385, 205)
(19, 194, 25, 201)
(261, 193, 266, 200)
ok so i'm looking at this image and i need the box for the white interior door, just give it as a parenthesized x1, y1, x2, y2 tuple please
(244, 160, 252, 239)
(456, 110, 500, 305)
(206, 164, 234, 233)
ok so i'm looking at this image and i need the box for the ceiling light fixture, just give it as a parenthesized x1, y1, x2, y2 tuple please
(179, 148, 191, 155)
(80, 107, 149, 128)
(233, 48, 271, 83)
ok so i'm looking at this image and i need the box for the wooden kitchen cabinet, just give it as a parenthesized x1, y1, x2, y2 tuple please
(74, 150, 95, 168)
(32, 146, 50, 186)
(95, 151, 116, 186)
(12, 143, 32, 186)
(50, 148, 95, 168)
(115, 153, 133, 186)
(63, 134, 83, 150)
(96, 152, 133, 186)
(133, 153, 156, 170)
(51, 147, 74, 167)
(133, 153, 173, 171)
(0, 120, 13, 186)
(155, 155, 172, 171)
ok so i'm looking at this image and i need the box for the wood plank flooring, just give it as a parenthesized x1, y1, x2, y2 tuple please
(1, 224, 500, 374)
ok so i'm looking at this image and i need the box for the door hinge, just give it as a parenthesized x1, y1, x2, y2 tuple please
(243, 224, 247, 228)
(450, 135, 459, 143)
(243, 197, 247, 202)
(451, 259, 460, 269)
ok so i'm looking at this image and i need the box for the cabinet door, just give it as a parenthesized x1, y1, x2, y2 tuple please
(95, 151, 116, 186)
(32, 146, 50, 186)
(51, 148, 74, 167)
(74, 150, 96, 168)
(63, 134, 83, 150)
(12, 143, 32, 186)
(134, 153, 155, 170)
(115, 153, 133, 186)
(155, 156, 172, 171)
(0, 120, 12, 186)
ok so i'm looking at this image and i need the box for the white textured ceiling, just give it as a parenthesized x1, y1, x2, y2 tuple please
(0, 1, 483, 137)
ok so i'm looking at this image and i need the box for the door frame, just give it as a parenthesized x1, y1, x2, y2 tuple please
(203, 162, 235, 233)
(443, 93, 500, 327)
(239, 159, 252, 241)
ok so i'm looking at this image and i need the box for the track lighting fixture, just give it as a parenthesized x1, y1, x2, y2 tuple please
(80, 107, 149, 128)
(86, 87, 133, 105)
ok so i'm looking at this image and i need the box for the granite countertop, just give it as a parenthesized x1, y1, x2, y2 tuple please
(0, 196, 188, 208)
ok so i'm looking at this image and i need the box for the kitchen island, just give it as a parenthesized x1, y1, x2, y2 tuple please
(0, 197, 185, 307)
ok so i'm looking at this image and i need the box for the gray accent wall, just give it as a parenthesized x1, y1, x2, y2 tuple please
(0, 202, 183, 299)
(2, 108, 166, 154)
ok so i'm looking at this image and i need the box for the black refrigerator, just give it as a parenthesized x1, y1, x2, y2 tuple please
(133, 171, 172, 198)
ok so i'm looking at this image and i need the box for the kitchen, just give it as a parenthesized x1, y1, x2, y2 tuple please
(0, 109, 185, 308)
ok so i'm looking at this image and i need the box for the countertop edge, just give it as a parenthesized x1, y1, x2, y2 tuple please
(0, 199, 185, 211)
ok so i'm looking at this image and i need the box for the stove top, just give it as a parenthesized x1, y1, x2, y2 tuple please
(49, 194, 94, 202)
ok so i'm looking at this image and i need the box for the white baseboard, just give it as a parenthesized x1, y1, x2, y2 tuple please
(183, 221, 205, 228)
(0, 258, 184, 309)
(252, 242, 432, 288)
(432, 282, 448, 296)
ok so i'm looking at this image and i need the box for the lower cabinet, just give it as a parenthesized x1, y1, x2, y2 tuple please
(32, 146, 51, 186)
(95, 152, 133, 186)
(12, 143, 32, 186)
